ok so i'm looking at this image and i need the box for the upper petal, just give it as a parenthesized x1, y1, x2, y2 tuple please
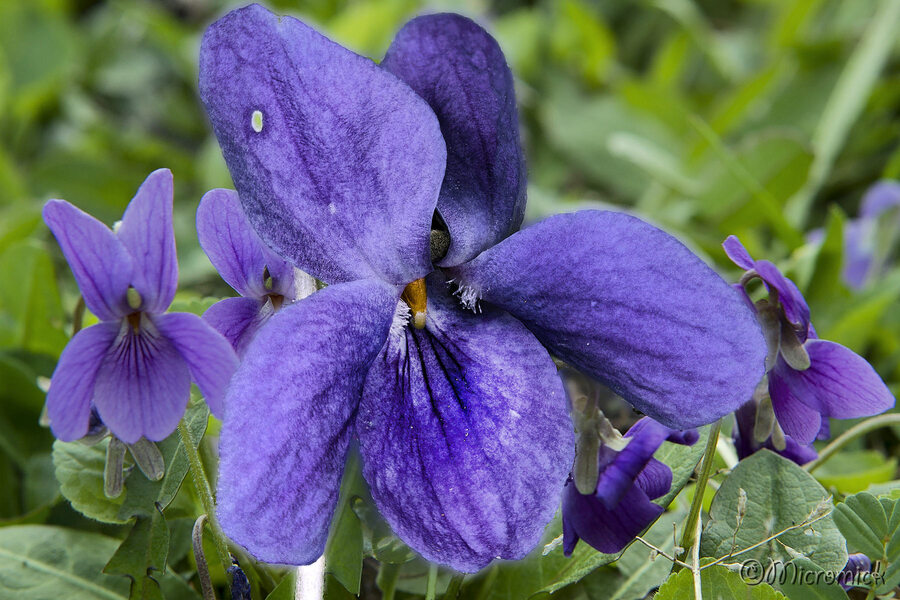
(358, 282, 574, 572)
(92, 316, 192, 444)
(115, 169, 178, 313)
(43, 200, 133, 321)
(199, 4, 446, 285)
(216, 279, 397, 565)
(382, 14, 526, 267)
(203, 296, 271, 358)
(753, 260, 810, 334)
(197, 188, 296, 299)
(154, 312, 239, 418)
(46, 322, 120, 441)
(450, 210, 767, 429)
(777, 340, 894, 420)
(722, 235, 756, 271)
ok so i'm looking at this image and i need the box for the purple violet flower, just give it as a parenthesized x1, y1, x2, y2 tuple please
(42, 169, 239, 443)
(562, 418, 698, 555)
(840, 553, 872, 590)
(808, 180, 900, 289)
(732, 396, 818, 465)
(723, 235, 895, 446)
(197, 188, 316, 356)
(200, 5, 766, 571)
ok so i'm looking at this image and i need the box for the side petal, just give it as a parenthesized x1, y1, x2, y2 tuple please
(203, 296, 271, 358)
(115, 169, 178, 313)
(860, 180, 900, 218)
(92, 316, 192, 444)
(46, 322, 120, 441)
(154, 312, 240, 418)
(358, 283, 574, 572)
(722, 235, 755, 270)
(769, 363, 823, 445)
(43, 200, 132, 321)
(197, 188, 295, 299)
(382, 14, 525, 266)
(594, 418, 671, 508)
(449, 210, 767, 429)
(199, 4, 446, 285)
(779, 340, 895, 420)
(216, 279, 397, 565)
(562, 480, 663, 556)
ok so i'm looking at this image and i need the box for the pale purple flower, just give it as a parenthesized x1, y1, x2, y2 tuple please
(562, 418, 698, 555)
(810, 181, 900, 289)
(200, 5, 765, 571)
(197, 189, 316, 356)
(43, 169, 238, 443)
(724, 235, 894, 445)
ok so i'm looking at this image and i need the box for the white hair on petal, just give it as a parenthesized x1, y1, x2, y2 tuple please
(453, 283, 482, 313)
(390, 301, 411, 338)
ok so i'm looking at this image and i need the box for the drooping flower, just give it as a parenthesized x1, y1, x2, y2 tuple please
(197, 188, 316, 356)
(562, 417, 698, 555)
(731, 393, 818, 465)
(200, 5, 766, 571)
(724, 235, 895, 445)
(808, 180, 900, 289)
(43, 169, 239, 443)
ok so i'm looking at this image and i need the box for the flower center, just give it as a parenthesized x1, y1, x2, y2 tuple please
(401, 278, 427, 329)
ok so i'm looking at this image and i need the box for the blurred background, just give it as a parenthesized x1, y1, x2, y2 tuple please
(1, 0, 898, 585)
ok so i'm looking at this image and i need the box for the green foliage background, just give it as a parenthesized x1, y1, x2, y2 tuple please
(1, 0, 899, 598)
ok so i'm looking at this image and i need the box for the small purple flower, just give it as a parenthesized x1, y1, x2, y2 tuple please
(724, 235, 894, 445)
(43, 169, 239, 443)
(809, 181, 900, 289)
(839, 553, 872, 590)
(562, 418, 698, 555)
(732, 396, 818, 465)
(197, 188, 316, 356)
(200, 5, 765, 571)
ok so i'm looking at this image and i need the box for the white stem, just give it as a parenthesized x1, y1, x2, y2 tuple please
(295, 557, 325, 600)
(692, 516, 703, 600)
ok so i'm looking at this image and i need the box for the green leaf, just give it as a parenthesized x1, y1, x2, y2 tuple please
(53, 437, 128, 525)
(117, 397, 209, 520)
(265, 571, 295, 600)
(803, 206, 847, 310)
(0, 240, 68, 356)
(324, 453, 364, 595)
(605, 508, 685, 600)
(769, 557, 850, 600)
(832, 492, 898, 560)
(104, 512, 170, 600)
(786, 0, 900, 223)
(701, 450, 847, 573)
(815, 450, 897, 494)
(0, 525, 129, 599)
(655, 564, 786, 600)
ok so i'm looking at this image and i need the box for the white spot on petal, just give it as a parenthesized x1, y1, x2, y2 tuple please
(251, 110, 263, 133)
(328, 202, 336, 215)
(390, 301, 410, 339)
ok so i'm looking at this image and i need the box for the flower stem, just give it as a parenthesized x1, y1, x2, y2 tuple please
(804, 413, 900, 474)
(442, 574, 465, 600)
(675, 419, 722, 572)
(425, 563, 438, 600)
(178, 419, 231, 572)
(377, 563, 400, 600)
(72, 295, 85, 335)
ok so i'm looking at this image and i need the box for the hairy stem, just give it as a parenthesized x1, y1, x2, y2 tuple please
(804, 414, 900, 473)
(178, 420, 231, 572)
(675, 419, 723, 572)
